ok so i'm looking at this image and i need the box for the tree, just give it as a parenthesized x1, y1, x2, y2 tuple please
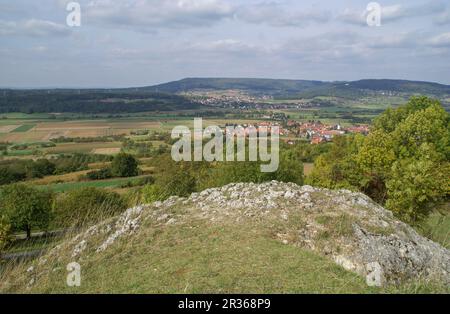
(274, 150, 304, 185)
(386, 157, 448, 224)
(0, 215, 12, 252)
(111, 153, 139, 177)
(309, 96, 449, 223)
(356, 130, 396, 202)
(391, 103, 449, 159)
(0, 184, 53, 239)
(307, 135, 364, 191)
(28, 159, 56, 178)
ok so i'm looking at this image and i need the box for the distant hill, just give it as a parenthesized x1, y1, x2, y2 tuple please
(2, 78, 449, 113)
(142, 78, 327, 95)
(144, 78, 450, 99)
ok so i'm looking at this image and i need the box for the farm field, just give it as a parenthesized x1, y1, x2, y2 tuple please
(0, 114, 276, 145)
(37, 175, 152, 193)
(44, 142, 123, 154)
(0, 118, 164, 143)
(31, 170, 93, 185)
(0, 125, 20, 133)
(11, 124, 36, 133)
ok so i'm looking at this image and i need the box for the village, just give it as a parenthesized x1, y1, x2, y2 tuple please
(222, 119, 370, 145)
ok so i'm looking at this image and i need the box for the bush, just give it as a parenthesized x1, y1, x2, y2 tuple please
(85, 167, 113, 180)
(111, 153, 139, 177)
(273, 150, 304, 185)
(55, 187, 127, 227)
(141, 184, 169, 204)
(28, 159, 56, 178)
(159, 167, 196, 198)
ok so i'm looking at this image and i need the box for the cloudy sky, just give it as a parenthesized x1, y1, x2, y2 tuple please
(1, 0, 450, 88)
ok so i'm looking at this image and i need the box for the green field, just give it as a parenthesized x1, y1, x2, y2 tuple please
(38, 176, 150, 193)
(11, 124, 36, 132)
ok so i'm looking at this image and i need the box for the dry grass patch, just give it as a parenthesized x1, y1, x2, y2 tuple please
(92, 148, 121, 155)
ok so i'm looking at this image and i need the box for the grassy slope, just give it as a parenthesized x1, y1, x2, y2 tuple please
(3, 219, 448, 294)
(418, 210, 450, 250)
(3, 221, 373, 293)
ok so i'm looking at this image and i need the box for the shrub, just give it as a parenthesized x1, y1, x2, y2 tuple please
(28, 159, 56, 178)
(85, 167, 113, 180)
(55, 187, 127, 227)
(111, 153, 139, 177)
(141, 184, 168, 204)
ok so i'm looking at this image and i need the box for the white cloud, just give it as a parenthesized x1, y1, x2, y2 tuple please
(0, 19, 70, 37)
(429, 32, 450, 47)
(338, 1, 446, 26)
(236, 2, 330, 27)
(435, 10, 450, 25)
(367, 33, 421, 49)
(190, 39, 264, 54)
(32, 46, 49, 53)
(85, 0, 234, 29)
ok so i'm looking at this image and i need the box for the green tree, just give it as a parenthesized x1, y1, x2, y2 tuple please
(391, 103, 449, 159)
(386, 157, 449, 224)
(160, 165, 196, 197)
(28, 159, 56, 178)
(307, 135, 363, 191)
(356, 130, 396, 202)
(274, 150, 304, 185)
(0, 184, 53, 239)
(111, 153, 139, 177)
(0, 215, 12, 252)
(309, 96, 449, 223)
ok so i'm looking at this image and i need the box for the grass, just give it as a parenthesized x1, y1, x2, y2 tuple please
(11, 124, 36, 132)
(3, 219, 448, 294)
(31, 170, 92, 185)
(316, 213, 355, 237)
(2, 208, 449, 293)
(6, 149, 34, 156)
(3, 236, 56, 254)
(36, 175, 152, 192)
(0, 221, 379, 293)
(44, 142, 122, 154)
(418, 210, 450, 249)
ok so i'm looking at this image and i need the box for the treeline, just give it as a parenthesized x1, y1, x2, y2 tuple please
(0, 90, 199, 113)
(0, 154, 112, 185)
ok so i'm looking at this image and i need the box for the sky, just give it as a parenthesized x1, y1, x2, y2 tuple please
(1, 0, 450, 88)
